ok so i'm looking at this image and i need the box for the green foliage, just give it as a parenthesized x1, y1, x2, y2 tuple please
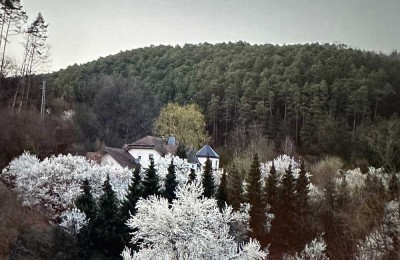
(75, 178, 97, 221)
(227, 166, 243, 211)
(119, 167, 143, 248)
(389, 173, 399, 201)
(164, 159, 178, 204)
(202, 157, 215, 198)
(217, 171, 227, 210)
(246, 154, 265, 243)
(272, 164, 297, 254)
(75, 179, 97, 257)
(142, 158, 160, 198)
(188, 168, 196, 184)
(153, 103, 210, 149)
(93, 175, 123, 258)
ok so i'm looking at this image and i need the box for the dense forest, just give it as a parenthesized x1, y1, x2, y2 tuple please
(2, 42, 399, 171)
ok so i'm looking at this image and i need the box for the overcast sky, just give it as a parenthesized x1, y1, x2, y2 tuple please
(7, 0, 400, 72)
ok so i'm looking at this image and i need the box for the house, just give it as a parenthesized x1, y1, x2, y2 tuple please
(196, 144, 220, 170)
(86, 147, 140, 169)
(122, 135, 179, 169)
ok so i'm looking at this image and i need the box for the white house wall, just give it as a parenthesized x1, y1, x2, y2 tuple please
(101, 154, 121, 167)
(127, 148, 162, 169)
(198, 157, 219, 171)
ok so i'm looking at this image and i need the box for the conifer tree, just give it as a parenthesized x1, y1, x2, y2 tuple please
(217, 171, 228, 210)
(389, 173, 399, 201)
(188, 168, 197, 184)
(75, 178, 97, 257)
(119, 167, 143, 247)
(296, 160, 310, 210)
(75, 178, 97, 221)
(142, 158, 160, 198)
(265, 162, 279, 214)
(246, 154, 265, 243)
(164, 159, 178, 204)
(93, 175, 123, 258)
(227, 166, 243, 211)
(265, 162, 280, 248)
(202, 157, 215, 198)
(275, 164, 296, 253)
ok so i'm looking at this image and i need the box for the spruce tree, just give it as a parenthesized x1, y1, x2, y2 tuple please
(202, 157, 215, 198)
(275, 164, 296, 253)
(164, 159, 178, 204)
(119, 167, 143, 248)
(265, 162, 279, 214)
(294, 161, 312, 251)
(142, 158, 160, 198)
(265, 162, 280, 248)
(227, 166, 243, 211)
(217, 171, 228, 210)
(246, 154, 265, 243)
(389, 173, 399, 201)
(93, 175, 123, 258)
(75, 178, 97, 221)
(188, 168, 197, 184)
(75, 178, 97, 258)
(296, 160, 310, 209)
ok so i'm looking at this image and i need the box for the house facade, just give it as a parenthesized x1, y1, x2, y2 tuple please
(122, 135, 178, 169)
(196, 144, 220, 170)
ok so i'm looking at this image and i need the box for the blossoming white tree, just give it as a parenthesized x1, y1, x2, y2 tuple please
(283, 236, 329, 260)
(1, 152, 132, 220)
(60, 207, 88, 234)
(122, 181, 267, 260)
(356, 200, 400, 259)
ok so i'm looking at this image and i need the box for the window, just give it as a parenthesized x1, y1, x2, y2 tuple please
(149, 154, 154, 160)
(138, 155, 141, 160)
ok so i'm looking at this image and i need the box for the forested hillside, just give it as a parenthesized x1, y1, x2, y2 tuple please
(1, 42, 400, 170)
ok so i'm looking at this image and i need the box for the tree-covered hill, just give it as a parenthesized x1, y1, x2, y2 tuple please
(2, 42, 399, 169)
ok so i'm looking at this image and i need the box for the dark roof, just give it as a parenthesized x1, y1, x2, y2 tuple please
(186, 147, 200, 164)
(123, 135, 178, 156)
(196, 145, 219, 158)
(101, 147, 140, 169)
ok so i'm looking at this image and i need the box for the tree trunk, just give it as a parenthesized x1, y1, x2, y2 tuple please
(0, 14, 12, 75)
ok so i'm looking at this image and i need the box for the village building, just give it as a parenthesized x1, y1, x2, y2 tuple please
(196, 144, 220, 170)
(86, 146, 140, 169)
(87, 135, 208, 170)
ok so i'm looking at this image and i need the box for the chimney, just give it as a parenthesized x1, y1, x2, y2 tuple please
(167, 135, 176, 145)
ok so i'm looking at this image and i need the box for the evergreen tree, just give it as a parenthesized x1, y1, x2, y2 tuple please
(217, 171, 228, 210)
(246, 154, 265, 244)
(227, 166, 243, 211)
(202, 157, 215, 198)
(296, 160, 310, 209)
(176, 144, 187, 159)
(119, 167, 143, 248)
(274, 164, 296, 254)
(164, 159, 178, 204)
(265, 162, 280, 248)
(389, 173, 399, 201)
(142, 158, 160, 198)
(188, 168, 197, 184)
(93, 175, 123, 258)
(75, 178, 97, 258)
(75, 178, 97, 221)
(265, 162, 279, 214)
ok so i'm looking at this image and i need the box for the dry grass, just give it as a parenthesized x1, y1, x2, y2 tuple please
(0, 182, 49, 259)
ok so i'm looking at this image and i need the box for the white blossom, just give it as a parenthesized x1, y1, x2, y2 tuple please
(355, 201, 400, 260)
(60, 207, 88, 234)
(122, 181, 267, 260)
(283, 235, 328, 260)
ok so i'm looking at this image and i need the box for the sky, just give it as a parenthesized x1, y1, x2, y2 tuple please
(7, 0, 400, 72)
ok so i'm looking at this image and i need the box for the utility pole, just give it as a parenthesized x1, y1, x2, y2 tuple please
(40, 79, 46, 117)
